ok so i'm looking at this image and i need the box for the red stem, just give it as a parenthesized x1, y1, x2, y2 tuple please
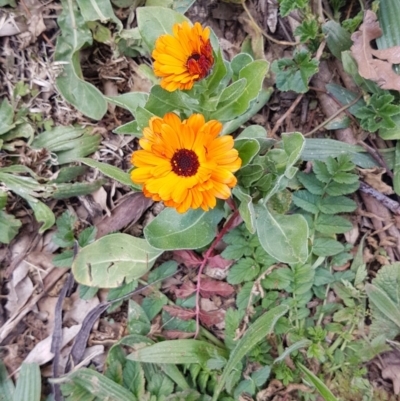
(194, 208, 240, 337)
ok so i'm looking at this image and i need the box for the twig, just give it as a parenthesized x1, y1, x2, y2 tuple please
(359, 181, 400, 215)
(270, 94, 303, 138)
(358, 140, 394, 180)
(194, 209, 240, 338)
(241, 0, 299, 46)
(304, 95, 362, 137)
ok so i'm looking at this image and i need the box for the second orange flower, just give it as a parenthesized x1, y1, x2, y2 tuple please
(152, 21, 214, 92)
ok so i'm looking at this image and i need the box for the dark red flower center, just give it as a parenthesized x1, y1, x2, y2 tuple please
(186, 39, 214, 79)
(171, 149, 199, 177)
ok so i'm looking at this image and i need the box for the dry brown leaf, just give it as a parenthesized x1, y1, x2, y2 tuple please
(351, 10, 400, 90)
(359, 167, 394, 195)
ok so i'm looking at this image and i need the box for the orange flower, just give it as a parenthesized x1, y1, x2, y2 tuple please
(130, 113, 241, 213)
(152, 21, 214, 92)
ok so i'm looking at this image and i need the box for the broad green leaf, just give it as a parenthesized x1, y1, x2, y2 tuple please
(222, 88, 273, 135)
(113, 120, 141, 136)
(13, 363, 41, 401)
(262, 132, 304, 204)
(144, 206, 224, 250)
(205, 46, 228, 95)
(292, 190, 319, 214)
(0, 190, 6, 209)
(128, 300, 151, 335)
(237, 164, 264, 188)
(325, 180, 359, 196)
(0, 99, 15, 136)
(78, 157, 139, 188)
(271, 50, 318, 93)
(27, 200, 55, 233)
(212, 305, 288, 401)
(65, 368, 136, 401)
(297, 363, 339, 401)
(55, 0, 107, 120)
(322, 21, 352, 60)
(297, 172, 324, 195)
(394, 141, 400, 195)
(128, 340, 228, 364)
(376, 0, 400, 49)
(366, 283, 400, 329)
(172, 0, 196, 14)
(145, 85, 198, 116)
(211, 60, 268, 121)
(76, 0, 122, 31)
(232, 186, 256, 234)
(105, 92, 148, 115)
(236, 125, 275, 154)
(234, 138, 260, 167)
(136, 106, 155, 130)
(0, 361, 14, 401)
(317, 195, 357, 214)
(315, 214, 352, 235)
(72, 233, 163, 287)
(295, 19, 318, 43)
(302, 138, 377, 168)
(218, 79, 247, 105)
(255, 204, 309, 264)
(0, 210, 21, 244)
(31, 126, 101, 165)
(51, 165, 88, 184)
(53, 179, 106, 199)
(312, 237, 344, 257)
(231, 53, 253, 77)
(326, 83, 365, 115)
(227, 257, 259, 285)
(137, 6, 188, 52)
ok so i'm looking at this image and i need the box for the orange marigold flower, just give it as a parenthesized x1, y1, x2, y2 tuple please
(130, 113, 241, 213)
(152, 21, 214, 92)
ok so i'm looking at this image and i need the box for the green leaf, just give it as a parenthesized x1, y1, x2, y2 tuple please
(313, 160, 331, 183)
(234, 138, 260, 167)
(236, 125, 275, 154)
(232, 186, 256, 234)
(292, 190, 320, 214)
(72, 233, 163, 287)
(0, 360, 14, 401)
(237, 164, 264, 188)
(31, 126, 101, 165)
(65, 368, 137, 401)
(322, 20, 352, 60)
(211, 60, 269, 121)
(211, 305, 289, 401)
(315, 214, 352, 234)
(395, 141, 400, 195)
(0, 190, 7, 209)
(105, 92, 148, 116)
(0, 99, 15, 136)
(312, 238, 344, 257)
(137, 6, 188, 52)
(205, 46, 228, 95)
(376, 0, 400, 49)
(0, 210, 21, 244)
(295, 19, 319, 43)
(145, 85, 198, 116)
(218, 79, 247, 105)
(297, 172, 324, 195)
(76, 0, 122, 31)
(262, 267, 292, 290)
(302, 138, 377, 169)
(279, 0, 307, 17)
(123, 360, 145, 399)
(255, 204, 309, 264)
(317, 195, 357, 214)
(222, 88, 273, 135)
(128, 300, 151, 335)
(227, 258, 260, 285)
(325, 180, 359, 196)
(78, 158, 137, 188)
(27, 199, 55, 233)
(367, 263, 400, 339)
(53, 179, 106, 199)
(271, 50, 319, 93)
(274, 339, 312, 364)
(13, 363, 41, 401)
(55, 0, 107, 120)
(297, 363, 339, 401)
(128, 340, 228, 364)
(144, 206, 224, 250)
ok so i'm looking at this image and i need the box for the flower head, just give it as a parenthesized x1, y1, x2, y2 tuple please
(152, 22, 214, 92)
(130, 113, 241, 213)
